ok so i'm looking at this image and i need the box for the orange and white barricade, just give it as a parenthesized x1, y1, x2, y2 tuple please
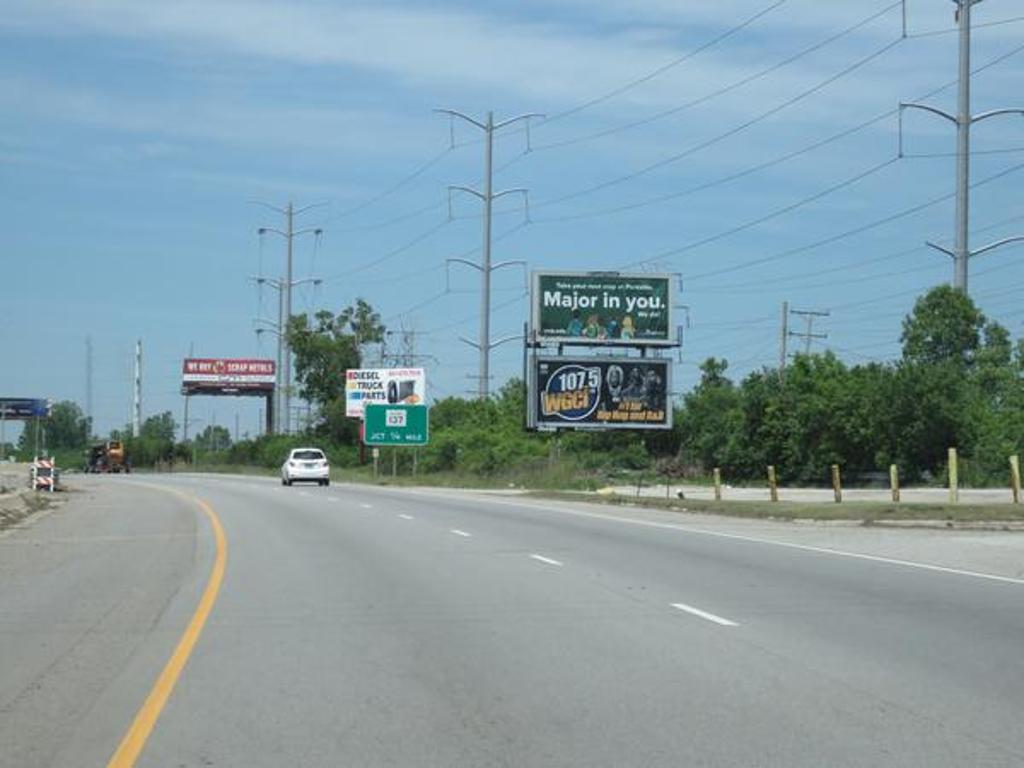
(31, 458, 56, 492)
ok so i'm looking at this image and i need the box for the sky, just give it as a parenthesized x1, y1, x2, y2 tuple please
(2, 0, 1023, 441)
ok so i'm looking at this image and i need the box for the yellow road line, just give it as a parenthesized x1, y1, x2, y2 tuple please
(107, 489, 227, 768)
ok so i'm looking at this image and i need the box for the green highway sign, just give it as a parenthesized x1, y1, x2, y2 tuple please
(363, 404, 429, 446)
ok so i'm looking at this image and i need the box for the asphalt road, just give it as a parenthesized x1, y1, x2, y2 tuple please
(2, 475, 1024, 767)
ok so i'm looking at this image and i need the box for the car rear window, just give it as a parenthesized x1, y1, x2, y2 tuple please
(293, 450, 325, 461)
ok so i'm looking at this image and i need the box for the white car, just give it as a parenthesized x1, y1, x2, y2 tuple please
(281, 447, 330, 486)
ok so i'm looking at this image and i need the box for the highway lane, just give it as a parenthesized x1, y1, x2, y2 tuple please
(2, 474, 1024, 767)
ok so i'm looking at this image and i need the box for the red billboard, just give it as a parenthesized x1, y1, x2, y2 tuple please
(181, 358, 275, 394)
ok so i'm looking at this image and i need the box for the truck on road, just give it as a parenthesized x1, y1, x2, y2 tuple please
(86, 441, 129, 473)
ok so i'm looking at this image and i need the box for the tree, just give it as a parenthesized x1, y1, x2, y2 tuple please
(18, 400, 89, 452)
(197, 424, 232, 451)
(337, 298, 385, 344)
(288, 310, 361, 408)
(141, 411, 176, 443)
(288, 300, 385, 442)
(901, 285, 984, 367)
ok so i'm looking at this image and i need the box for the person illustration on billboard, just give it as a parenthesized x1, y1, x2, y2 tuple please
(606, 365, 624, 404)
(642, 367, 665, 410)
(567, 309, 584, 337)
(620, 315, 636, 340)
(622, 366, 645, 401)
(583, 314, 602, 339)
(605, 318, 620, 339)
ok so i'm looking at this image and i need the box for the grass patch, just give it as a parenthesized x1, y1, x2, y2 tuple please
(525, 491, 1024, 523)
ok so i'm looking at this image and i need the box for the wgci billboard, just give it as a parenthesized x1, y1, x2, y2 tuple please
(181, 358, 275, 393)
(530, 358, 671, 430)
(345, 368, 426, 419)
(531, 271, 674, 346)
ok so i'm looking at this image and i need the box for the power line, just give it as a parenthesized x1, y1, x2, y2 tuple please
(318, 146, 453, 225)
(908, 13, 1024, 38)
(630, 155, 900, 267)
(533, 36, 904, 210)
(531, 1, 901, 154)
(530, 0, 788, 129)
(529, 38, 1024, 225)
(679, 160, 1024, 283)
(701, 210, 1024, 292)
(320, 219, 450, 283)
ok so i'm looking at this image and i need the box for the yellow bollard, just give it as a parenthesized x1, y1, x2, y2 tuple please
(1010, 455, 1021, 504)
(767, 465, 778, 503)
(890, 464, 900, 503)
(831, 464, 842, 503)
(948, 448, 959, 504)
(713, 467, 722, 501)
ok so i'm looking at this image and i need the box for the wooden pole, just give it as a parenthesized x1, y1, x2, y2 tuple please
(890, 464, 900, 503)
(767, 465, 778, 502)
(1010, 455, 1021, 504)
(392, 448, 397, 478)
(831, 464, 842, 503)
(948, 447, 959, 504)
(713, 467, 722, 501)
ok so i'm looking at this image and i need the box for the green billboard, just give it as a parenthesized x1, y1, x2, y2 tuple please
(363, 404, 429, 446)
(531, 271, 674, 345)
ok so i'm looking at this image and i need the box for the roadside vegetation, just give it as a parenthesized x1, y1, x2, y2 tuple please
(18, 287, 1024, 494)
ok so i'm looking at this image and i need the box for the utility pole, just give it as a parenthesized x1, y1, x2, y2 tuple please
(779, 301, 789, 382)
(255, 201, 325, 432)
(85, 335, 93, 437)
(252, 275, 321, 434)
(132, 339, 142, 438)
(437, 108, 540, 399)
(789, 308, 830, 355)
(900, 0, 1024, 293)
(183, 341, 193, 441)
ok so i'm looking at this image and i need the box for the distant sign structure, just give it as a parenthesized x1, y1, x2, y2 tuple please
(346, 368, 426, 419)
(181, 358, 275, 395)
(0, 398, 51, 420)
(531, 357, 671, 430)
(532, 271, 674, 346)
(363, 404, 429, 446)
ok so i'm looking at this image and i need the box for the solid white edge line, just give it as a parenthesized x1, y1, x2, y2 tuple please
(465, 497, 1024, 587)
(450, 529, 472, 537)
(529, 554, 564, 567)
(671, 602, 739, 627)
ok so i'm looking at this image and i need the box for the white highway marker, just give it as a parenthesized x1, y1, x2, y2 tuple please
(671, 602, 739, 627)
(398, 514, 414, 520)
(529, 554, 564, 567)
(450, 529, 472, 538)
(360, 503, 373, 509)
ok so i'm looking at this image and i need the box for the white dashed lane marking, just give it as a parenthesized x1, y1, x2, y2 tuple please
(671, 602, 739, 627)
(529, 554, 564, 567)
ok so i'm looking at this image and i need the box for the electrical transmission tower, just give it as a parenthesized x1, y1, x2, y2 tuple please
(779, 302, 829, 382)
(789, 308, 830, 355)
(383, 326, 436, 368)
(899, 0, 1024, 293)
(85, 336, 93, 436)
(253, 200, 325, 433)
(436, 108, 540, 400)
